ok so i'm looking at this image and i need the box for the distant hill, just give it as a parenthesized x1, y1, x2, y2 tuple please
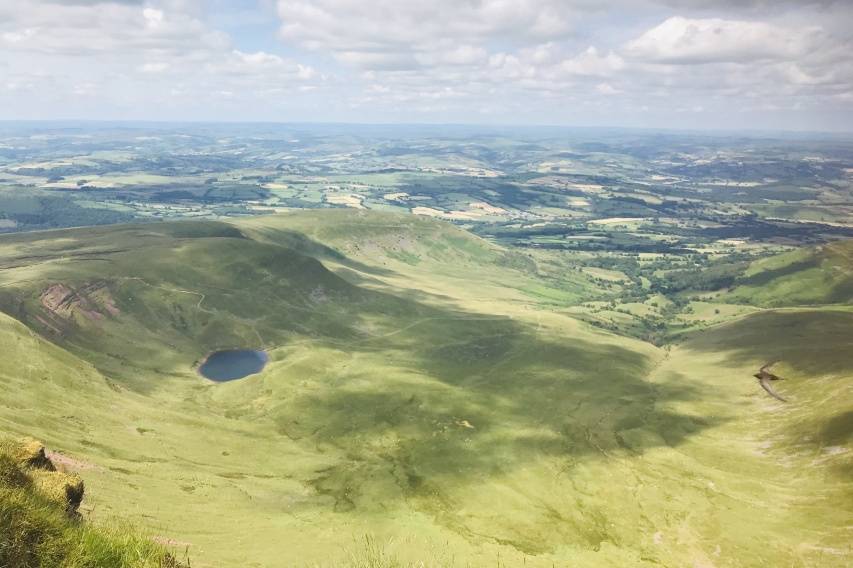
(725, 240, 853, 307)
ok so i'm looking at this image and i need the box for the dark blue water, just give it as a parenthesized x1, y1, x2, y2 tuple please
(199, 350, 268, 382)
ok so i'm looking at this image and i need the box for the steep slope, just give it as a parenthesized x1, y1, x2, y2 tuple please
(0, 219, 427, 388)
(647, 306, 852, 565)
(0, 211, 849, 567)
(0, 436, 185, 568)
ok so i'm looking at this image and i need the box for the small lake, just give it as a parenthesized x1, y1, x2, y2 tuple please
(199, 350, 268, 382)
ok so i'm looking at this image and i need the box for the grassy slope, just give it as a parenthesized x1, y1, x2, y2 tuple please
(645, 308, 852, 566)
(725, 240, 853, 307)
(0, 437, 182, 568)
(237, 210, 595, 310)
(0, 211, 849, 567)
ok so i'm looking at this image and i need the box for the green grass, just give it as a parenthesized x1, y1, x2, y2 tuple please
(0, 439, 183, 568)
(725, 241, 853, 306)
(0, 210, 849, 567)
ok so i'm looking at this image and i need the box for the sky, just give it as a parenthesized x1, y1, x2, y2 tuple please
(1, 0, 852, 131)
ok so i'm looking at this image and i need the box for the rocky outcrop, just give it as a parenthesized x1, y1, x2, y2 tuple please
(35, 281, 121, 337)
(39, 281, 120, 323)
(0, 437, 85, 514)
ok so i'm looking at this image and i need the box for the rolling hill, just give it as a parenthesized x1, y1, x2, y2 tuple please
(725, 239, 853, 307)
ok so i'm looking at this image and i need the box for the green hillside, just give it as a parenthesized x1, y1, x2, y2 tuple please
(0, 211, 850, 567)
(725, 240, 853, 307)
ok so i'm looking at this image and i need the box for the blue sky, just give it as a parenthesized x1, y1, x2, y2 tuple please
(1, 0, 852, 131)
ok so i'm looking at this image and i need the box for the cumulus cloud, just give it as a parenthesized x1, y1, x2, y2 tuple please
(618, 13, 853, 113)
(139, 61, 170, 73)
(209, 49, 318, 82)
(0, 0, 851, 128)
(625, 16, 820, 64)
(0, 1, 228, 55)
(0, 0, 324, 119)
(657, 0, 841, 9)
(596, 82, 621, 95)
(275, 0, 585, 72)
(47, 0, 144, 4)
(561, 47, 625, 77)
(276, 0, 579, 47)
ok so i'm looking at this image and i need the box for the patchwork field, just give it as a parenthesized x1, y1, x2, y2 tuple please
(0, 210, 850, 567)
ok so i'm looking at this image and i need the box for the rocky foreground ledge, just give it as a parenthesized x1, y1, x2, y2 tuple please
(0, 436, 187, 568)
(0, 437, 85, 515)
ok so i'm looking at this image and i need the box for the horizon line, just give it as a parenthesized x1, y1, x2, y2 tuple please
(1, 118, 852, 138)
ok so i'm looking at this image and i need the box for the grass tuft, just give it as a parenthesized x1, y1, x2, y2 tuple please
(0, 436, 185, 568)
(346, 535, 406, 568)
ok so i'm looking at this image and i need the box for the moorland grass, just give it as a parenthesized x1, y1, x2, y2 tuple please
(0, 439, 183, 568)
(0, 210, 849, 567)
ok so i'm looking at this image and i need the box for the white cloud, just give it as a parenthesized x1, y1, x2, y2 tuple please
(625, 16, 819, 64)
(139, 62, 169, 73)
(275, 0, 581, 71)
(0, 1, 229, 55)
(0, 0, 852, 128)
(142, 7, 164, 26)
(596, 82, 621, 95)
(561, 47, 624, 77)
(2, 28, 36, 43)
(0, 0, 325, 120)
(417, 45, 489, 67)
(335, 51, 419, 71)
(209, 49, 318, 82)
(488, 53, 537, 80)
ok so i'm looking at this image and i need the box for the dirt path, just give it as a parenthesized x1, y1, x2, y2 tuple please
(117, 277, 212, 314)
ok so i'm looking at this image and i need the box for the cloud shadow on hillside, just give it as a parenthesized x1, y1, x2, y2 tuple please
(273, 299, 724, 516)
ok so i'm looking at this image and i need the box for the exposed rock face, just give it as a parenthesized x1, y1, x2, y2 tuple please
(31, 468, 85, 514)
(37, 281, 120, 334)
(4, 437, 56, 471)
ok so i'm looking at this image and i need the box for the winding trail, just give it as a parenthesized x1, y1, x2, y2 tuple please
(117, 277, 212, 313)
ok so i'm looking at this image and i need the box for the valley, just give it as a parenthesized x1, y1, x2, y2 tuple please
(0, 207, 850, 566)
(3, 0, 853, 563)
